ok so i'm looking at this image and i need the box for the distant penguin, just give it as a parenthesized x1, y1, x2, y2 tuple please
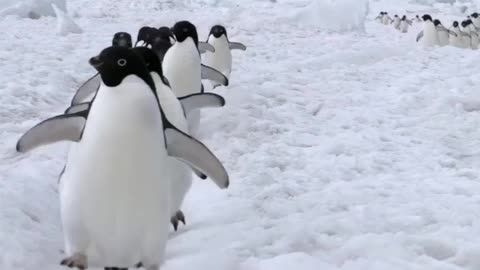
(133, 47, 227, 231)
(382, 12, 393, 25)
(466, 20, 479, 49)
(449, 21, 464, 48)
(414, 15, 423, 23)
(472, 12, 480, 28)
(16, 47, 229, 270)
(150, 26, 176, 62)
(375, 12, 384, 23)
(112, 32, 132, 48)
(70, 32, 133, 105)
(392, 15, 401, 30)
(162, 21, 228, 134)
(434, 19, 450, 47)
(461, 20, 476, 49)
(400, 16, 412, 33)
(202, 25, 247, 89)
(416, 14, 438, 47)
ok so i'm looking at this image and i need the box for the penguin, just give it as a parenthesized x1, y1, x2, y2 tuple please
(70, 32, 133, 105)
(375, 12, 384, 23)
(16, 47, 229, 269)
(399, 15, 412, 33)
(471, 12, 480, 29)
(449, 21, 465, 48)
(135, 26, 157, 47)
(202, 25, 247, 89)
(414, 15, 423, 23)
(461, 20, 477, 49)
(112, 32, 133, 48)
(132, 47, 226, 231)
(416, 14, 438, 47)
(149, 26, 176, 62)
(465, 19, 479, 49)
(162, 20, 228, 134)
(392, 15, 401, 30)
(382, 12, 393, 25)
(434, 19, 451, 47)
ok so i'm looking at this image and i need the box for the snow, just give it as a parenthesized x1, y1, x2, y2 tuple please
(0, 0, 67, 19)
(294, 0, 369, 32)
(3, 0, 480, 270)
(52, 4, 82, 36)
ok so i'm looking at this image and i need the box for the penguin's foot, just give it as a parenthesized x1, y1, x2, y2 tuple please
(60, 253, 87, 269)
(170, 210, 186, 231)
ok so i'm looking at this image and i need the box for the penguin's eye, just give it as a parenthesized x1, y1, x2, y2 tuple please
(117, 59, 127, 67)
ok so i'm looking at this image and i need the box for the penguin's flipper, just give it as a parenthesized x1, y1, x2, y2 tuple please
(201, 64, 229, 86)
(16, 112, 87, 153)
(198, 42, 215, 53)
(416, 31, 424, 42)
(164, 127, 229, 189)
(461, 32, 472, 38)
(71, 73, 101, 105)
(179, 93, 225, 115)
(65, 102, 90, 114)
(471, 31, 479, 38)
(448, 30, 458, 37)
(228, 42, 247, 51)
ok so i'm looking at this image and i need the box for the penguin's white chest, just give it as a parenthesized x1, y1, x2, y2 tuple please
(203, 36, 232, 78)
(423, 23, 438, 47)
(60, 76, 171, 267)
(393, 18, 401, 29)
(162, 40, 202, 98)
(437, 29, 449, 46)
(400, 21, 409, 33)
(382, 15, 389, 25)
(449, 28, 462, 48)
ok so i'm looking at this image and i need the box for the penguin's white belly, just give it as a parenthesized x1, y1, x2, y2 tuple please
(163, 45, 202, 98)
(153, 74, 193, 215)
(471, 34, 479, 49)
(393, 20, 401, 29)
(382, 16, 389, 25)
(60, 78, 170, 267)
(437, 31, 449, 46)
(461, 34, 471, 49)
(203, 40, 232, 79)
(400, 22, 409, 33)
(423, 24, 438, 47)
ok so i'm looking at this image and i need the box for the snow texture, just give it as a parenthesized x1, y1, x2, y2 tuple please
(4, 0, 480, 270)
(294, 0, 369, 32)
(0, 0, 67, 19)
(52, 4, 82, 36)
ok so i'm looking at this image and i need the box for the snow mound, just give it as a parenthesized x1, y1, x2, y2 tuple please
(52, 4, 82, 36)
(294, 0, 369, 32)
(0, 0, 67, 19)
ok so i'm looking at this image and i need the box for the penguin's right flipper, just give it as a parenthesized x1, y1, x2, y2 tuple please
(198, 42, 215, 53)
(71, 73, 101, 105)
(65, 102, 91, 114)
(229, 42, 247, 51)
(179, 93, 225, 115)
(448, 30, 458, 37)
(416, 31, 424, 42)
(164, 127, 229, 189)
(16, 112, 87, 153)
(201, 64, 229, 86)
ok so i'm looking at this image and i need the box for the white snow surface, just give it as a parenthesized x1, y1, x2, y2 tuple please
(4, 0, 480, 269)
(0, 0, 67, 18)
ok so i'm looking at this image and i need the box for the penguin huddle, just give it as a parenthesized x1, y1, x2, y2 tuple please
(15, 20, 246, 270)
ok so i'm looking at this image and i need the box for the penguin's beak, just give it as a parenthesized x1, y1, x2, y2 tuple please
(89, 56, 104, 70)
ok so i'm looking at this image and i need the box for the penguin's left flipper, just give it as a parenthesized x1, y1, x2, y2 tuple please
(179, 93, 226, 115)
(16, 112, 87, 153)
(65, 102, 91, 114)
(71, 73, 101, 105)
(416, 31, 424, 42)
(201, 64, 229, 86)
(448, 30, 458, 37)
(164, 126, 229, 189)
(229, 42, 247, 51)
(198, 42, 215, 53)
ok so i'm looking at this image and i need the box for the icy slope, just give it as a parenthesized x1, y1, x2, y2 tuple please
(3, 0, 480, 269)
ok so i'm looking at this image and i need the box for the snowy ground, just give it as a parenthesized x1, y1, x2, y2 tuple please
(3, 0, 480, 269)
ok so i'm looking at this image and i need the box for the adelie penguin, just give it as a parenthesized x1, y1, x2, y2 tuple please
(463, 19, 479, 49)
(449, 21, 465, 48)
(414, 15, 422, 23)
(471, 12, 480, 29)
(416, 14, 438, 47)
(162, 20, 228, 134)
(202, 25, 246, 89)
(133, 47, 227, 232)
(375, 12, 385, 23)
(382, 12, 393, 25)
(16, 46, 229, 269)
(399, 16, 412, 33)
(149, 26, 176, 62)
(70, 32, 133, 106)
(434, 19, 453, 47)
(391, 15, 401, 30)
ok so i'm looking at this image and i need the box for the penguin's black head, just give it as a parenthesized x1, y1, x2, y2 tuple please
(89, 46, 155, 92)
(210, 25, 227, 39)
(422, 14, 432, 22)
(472, 13, 479, 19)
(453, 21, 459, 27)
(461, 20, 468, 27)
(433, 19, 441, 26)
(466, 19, 473, 25)
(158, 26, 176, 45)
(401, 15, 407, 20)
(416, 15, 420, 18)
(394, 14, 398, 18)
(112, 32, 132, 48)
(135, 26, 155, 47)
(171, 21, 198, 46)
